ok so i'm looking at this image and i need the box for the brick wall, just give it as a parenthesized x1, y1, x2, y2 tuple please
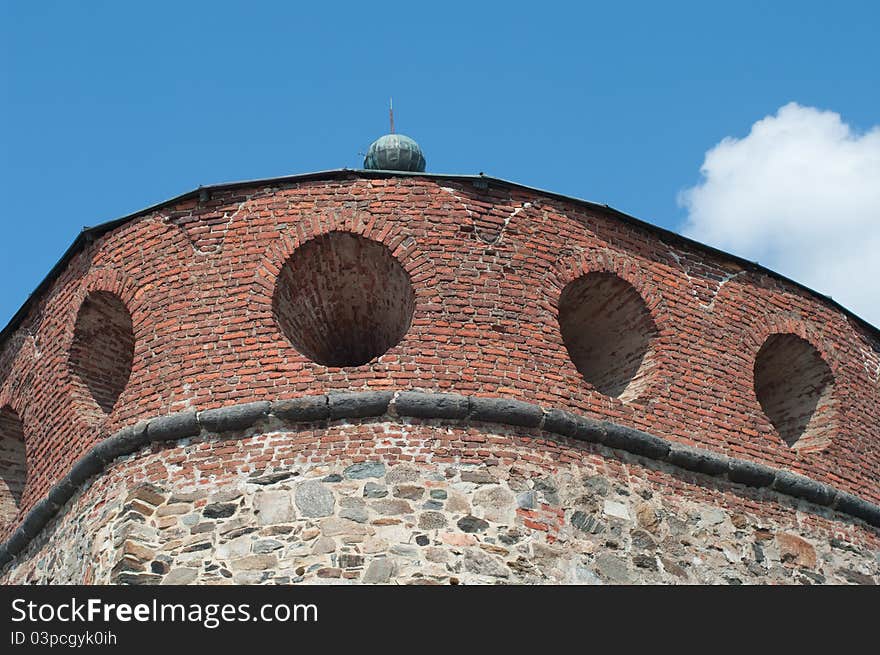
(0, 173, 877, 550)
(0, 406, 26, 527)
(272, 231, 415, 367)
(558, 271, 658, 401)
(68, 290, 135, 417)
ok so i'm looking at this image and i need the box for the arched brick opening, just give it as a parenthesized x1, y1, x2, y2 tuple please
(69, 291, 135, 415)
(272, 232, 416, 367)
(558, 272, 658, 401)
(0, 406, 26, 526)
(754, 333, 835, 450)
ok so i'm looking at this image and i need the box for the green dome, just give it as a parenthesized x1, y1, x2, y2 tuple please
(364, 134, 426, 172)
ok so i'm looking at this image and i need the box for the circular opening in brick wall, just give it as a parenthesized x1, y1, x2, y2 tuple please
(754, 333, 835, 451)
(558, 272, 658, 401)
(273, 232, 415, 367)
(0, 406, 26, 526)
(69, 291, 135, 415)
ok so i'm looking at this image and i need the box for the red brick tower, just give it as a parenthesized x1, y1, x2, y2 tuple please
(0, 146, 877, 584)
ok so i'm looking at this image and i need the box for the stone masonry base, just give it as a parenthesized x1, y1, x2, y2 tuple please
(2, 419, 877, 585)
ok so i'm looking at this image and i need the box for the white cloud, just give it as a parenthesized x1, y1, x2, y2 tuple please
(679, 102, 880, 327)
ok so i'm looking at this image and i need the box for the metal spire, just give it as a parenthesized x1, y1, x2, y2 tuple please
(389, 97, 395, 134)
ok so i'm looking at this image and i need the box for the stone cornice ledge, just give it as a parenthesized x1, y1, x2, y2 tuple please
(1, 390, 878, 570)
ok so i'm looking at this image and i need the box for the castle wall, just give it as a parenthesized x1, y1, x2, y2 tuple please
(0, 173, 878, 582)
(3, 420, 877, 585)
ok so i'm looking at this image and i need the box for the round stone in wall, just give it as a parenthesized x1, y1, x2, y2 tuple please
(295, 480, 336, 518)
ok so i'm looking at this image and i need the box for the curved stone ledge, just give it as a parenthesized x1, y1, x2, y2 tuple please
(1, 391, 878, 570)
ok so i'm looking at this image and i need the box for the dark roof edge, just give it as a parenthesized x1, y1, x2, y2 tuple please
(1, 168, 878, 349)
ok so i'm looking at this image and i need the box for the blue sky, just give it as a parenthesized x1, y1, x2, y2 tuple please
(2, 1, 878, 328)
